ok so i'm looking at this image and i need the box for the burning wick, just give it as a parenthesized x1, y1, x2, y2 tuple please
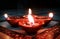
(4, 13, 10, 20)
(49, 12, 53, 18)
(4, 13, 8, 18)
(27, 8, 34, 26)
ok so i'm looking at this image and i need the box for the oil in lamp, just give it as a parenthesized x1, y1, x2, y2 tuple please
(4, 14, 20, 27)
(18, 8, 54, 35)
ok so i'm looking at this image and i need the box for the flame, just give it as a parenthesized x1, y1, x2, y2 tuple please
(4, 13, 8, 18)
(28, 8, 32, 15)
(28, 8, 34, 25)
(49, 12, 53, 18)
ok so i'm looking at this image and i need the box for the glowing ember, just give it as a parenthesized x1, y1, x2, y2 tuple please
(49, 12, 53, 18)
(27, 8, 34, 25)
(4, 13, 8, 18)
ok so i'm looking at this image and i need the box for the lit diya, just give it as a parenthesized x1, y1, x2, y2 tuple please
(4, 14, 20, 27)
(4, 9, 53, 35)
(18, 8, 54, 35)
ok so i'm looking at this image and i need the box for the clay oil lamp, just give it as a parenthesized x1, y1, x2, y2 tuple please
(4, 14, 20, 27)
(43, 13, 53, 26)
(18, 8, 54, 35)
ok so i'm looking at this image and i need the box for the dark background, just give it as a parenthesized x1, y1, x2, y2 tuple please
(0, 0, 60, 9)
(0, 0, 60, 20)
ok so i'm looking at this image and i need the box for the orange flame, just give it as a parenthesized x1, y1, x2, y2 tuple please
(28, 8, 34, 25)
(49, 12, 53, 18)
(4, 13, 8, 18)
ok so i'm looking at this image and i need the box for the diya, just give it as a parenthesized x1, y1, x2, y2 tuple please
(4, 14, 20, 27)
(4, 8, 53, 35)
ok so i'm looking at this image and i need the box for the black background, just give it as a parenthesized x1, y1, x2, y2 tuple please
(0, 0, 60, 9)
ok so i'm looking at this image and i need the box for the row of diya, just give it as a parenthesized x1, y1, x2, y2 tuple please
(3, 8, 54, 35)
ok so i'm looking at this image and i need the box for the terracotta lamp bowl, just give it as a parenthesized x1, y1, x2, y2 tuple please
(6, 15, 52, 35)
(18, 16, 52, 35)
(6, 16, 20, 27)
